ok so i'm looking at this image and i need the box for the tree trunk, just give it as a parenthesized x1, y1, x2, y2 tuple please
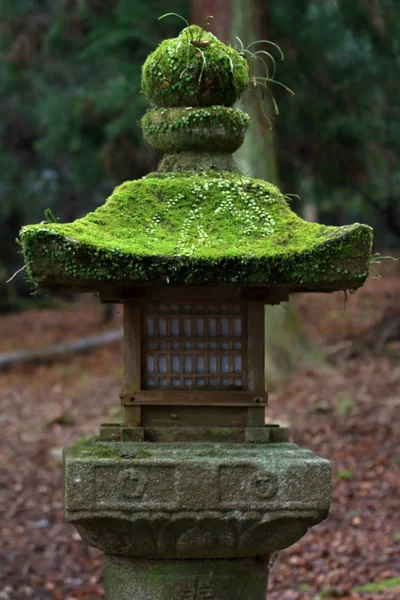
(192, 0, 324, 386)
(302, 201, 318, 222)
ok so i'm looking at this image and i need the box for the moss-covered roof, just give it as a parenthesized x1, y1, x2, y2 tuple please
(19, 25, 373, 294)
(20, 171, 372, 292)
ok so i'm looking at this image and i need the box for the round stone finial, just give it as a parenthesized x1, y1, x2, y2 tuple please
(141, 25, 249, 107)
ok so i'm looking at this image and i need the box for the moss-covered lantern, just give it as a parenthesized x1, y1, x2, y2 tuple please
(20, 26, 372, 445)
(20, 24, 374, 600)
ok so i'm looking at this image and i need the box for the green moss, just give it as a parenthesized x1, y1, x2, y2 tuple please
(67, 438, 153, 460)
(68, 438, 122, 459)
(141, 25, 249, 107)
(141, 106, 251, 152)
(20, 171, 373, 291)
(134, 449, 153, 459)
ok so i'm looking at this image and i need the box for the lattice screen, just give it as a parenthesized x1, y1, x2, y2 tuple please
(144, 303, 246, 389)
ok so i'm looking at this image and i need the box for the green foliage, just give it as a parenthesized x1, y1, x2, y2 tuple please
(0, 0, 187, 304)
(269, 0, 400, 242)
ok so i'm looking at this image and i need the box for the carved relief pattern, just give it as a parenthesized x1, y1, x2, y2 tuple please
(117, 469, 146, 498)
(66, 448, 330, 559)
(74, 508, 314, 559)
(92, 464, 279, 512)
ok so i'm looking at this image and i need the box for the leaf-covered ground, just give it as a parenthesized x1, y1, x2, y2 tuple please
(0, 276, 399, 600)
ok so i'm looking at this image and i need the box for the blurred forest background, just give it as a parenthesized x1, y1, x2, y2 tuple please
(1, 0, 400, 309)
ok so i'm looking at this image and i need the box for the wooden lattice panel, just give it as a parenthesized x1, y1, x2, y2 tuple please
(143, 303, 247, 389)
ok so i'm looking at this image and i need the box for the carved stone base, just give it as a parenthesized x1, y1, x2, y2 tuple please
(103, 556, 270, 600)
(64, 440, 330, 559)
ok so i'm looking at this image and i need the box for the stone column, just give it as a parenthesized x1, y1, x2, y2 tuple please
(104, 557, 269, 600)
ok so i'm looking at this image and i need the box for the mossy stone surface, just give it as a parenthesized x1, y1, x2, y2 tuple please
(142, 26, 249, 107)
(157, 151, 239, 172)
(142, 106, 250, 153)
(20, 171, 372, 292)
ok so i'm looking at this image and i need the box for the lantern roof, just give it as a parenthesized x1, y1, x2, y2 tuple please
(20, 26, 373, 295)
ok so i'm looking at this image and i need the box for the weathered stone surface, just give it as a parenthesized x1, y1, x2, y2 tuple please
(245, 427, 271, 444)
(121, 427, 145, 442)
(269, 426, 290, 443)
(145, 426, 245, 443)
(99, 425, 122, 441)
(64, 440, 330, 559)
(97, 425, 287, 443)
(103, 556, 269, 600)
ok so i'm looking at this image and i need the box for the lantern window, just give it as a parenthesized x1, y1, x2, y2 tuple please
(144, 303, 246, 389)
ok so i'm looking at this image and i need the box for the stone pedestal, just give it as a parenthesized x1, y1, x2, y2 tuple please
(104, 557, 269, 600)
(64, 440, 330, 598)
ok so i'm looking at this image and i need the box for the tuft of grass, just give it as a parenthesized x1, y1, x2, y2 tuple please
(43, 208, 59, 224)
(353, 577, 400, 593)
(235, 35, 294, 125)
(336, 468, 354, 481)
(368, 252, 399, 279)
(335, 392, 355, 417)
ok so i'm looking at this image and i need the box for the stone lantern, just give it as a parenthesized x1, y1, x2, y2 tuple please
(20, 25, 373, 600)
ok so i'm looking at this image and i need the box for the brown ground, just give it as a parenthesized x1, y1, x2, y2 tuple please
(0, 276, 399, 600)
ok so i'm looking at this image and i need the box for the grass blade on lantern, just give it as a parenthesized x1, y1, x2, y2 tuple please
(258, 91, 274, 126)
(247, 39, 285, 61)
(235, 36, 244, 51)
(196, 47, 207, 82)
(43, 208, 59, 223)
(221, 52, 234, 74)
(158, 13, 189, 27)
(257, 81, 280, 115)
(256, 77, 295, 95)
(201, 15, 214, 31)
(254, 50, 277, 79)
